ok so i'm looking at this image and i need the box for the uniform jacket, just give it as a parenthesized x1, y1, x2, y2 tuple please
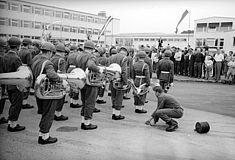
(50, 53, 66, 73)
(75, 51, 100, 72)
(66, 51, 79, 71)
(144, 56, 153, 79)
(3, 50, 22, 90)
(0, 49, 5, 73)
(18, 47, 33, 67)
(156, 93, 183, 110)
(131, 60, 150, 87)
(157, 58, 174, 83)
(97, 56, 109, 66)
(31, 54, 61, 82)
(108, 53, 128, 85)
(126, 56, 133, 79)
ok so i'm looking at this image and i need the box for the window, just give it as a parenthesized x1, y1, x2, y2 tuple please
(0, 1, 7, 9)
(22, 5, 31, 13)
(93, 29, 99, 35)
(34, 7, 42, 15)
(34, 22, 42, 29)
(139, 38, 143, 41)
(79, 27, 85, 34)
(87, 28, 92, 34)
(70, 27, 77, 33)
(87, 16, 93, 23)
(145, 38, 149, 41)
(11, 19, 19, 27)
(94, 18, 98, 23)
(80, 15, 86, 21)
(23, 20, 31, 28)
(63, 26, 70, 32)
(219, 38, 224, 47)
(196, 23, 207, 32)
(134, 38, 138, 41)
(63, 12, 70, 19)
(44, 9, 53, 17)
(10, 2, 20, 11)
(0, 17, 7, 25)
(220, 22, 233, 31)
(150, 38, 155, 41)
(55, 11, 62, 18)
(72, 14, 79, 20)
(54, 24, 61, 31)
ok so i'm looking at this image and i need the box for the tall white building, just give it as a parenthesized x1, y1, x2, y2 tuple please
(0, 0, 120, 45)
(194, 16, 235, 53)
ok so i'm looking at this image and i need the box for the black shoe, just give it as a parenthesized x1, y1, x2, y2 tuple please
(38, 136, 58, 145)
(96, 99, 106, 104)
(81, 124, 98, 130)
(64, 100, 68, 103)
(135, 109, 147, 114)
(112, 114, 125, 120)
(93, 108, 100, 113)
(0, 117, 8, 124)
(122, 105, 125, 108)
(166, 124, 178, 132)
(123, 96, 131, 100)
(108, 92, 111, 96)
(145, 100, 148, 103)
(7, 124, 25, 132)
(22, 104, 34, 109)
(54, 115, 68, 121)
(70, 103, 82, 108)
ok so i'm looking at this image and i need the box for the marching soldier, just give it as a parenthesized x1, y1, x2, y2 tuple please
(18, 38, 34, 109)
(50, 43, 68, 121)
(131, 51, 150, 113)
(66, 44, 82, 108)
(75, 40, 103, 130)
(2, 37, 25, 132)
(0, 38, 8, 124)
(109, 46, 128, 120)
(31, 42, 60, 144)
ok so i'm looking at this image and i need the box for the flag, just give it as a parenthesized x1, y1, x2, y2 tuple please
(98, 16, 113, 40)
(175, 10, 189, 34)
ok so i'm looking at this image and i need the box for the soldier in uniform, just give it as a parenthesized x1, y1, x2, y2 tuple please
(18, 38, 34, 109)
(31, 40, 41, 59)
(50, 43, 68, 121)
(131, 51, 150, 113)
(31, 42, 60, 144)
(75, 41, 103, 130)
(144, 47, 153, 103)
(2, 37, 25, 132)
(109, 47, 128, 120)
(66, 44, 82, 108)
(0, 38, 8, 124)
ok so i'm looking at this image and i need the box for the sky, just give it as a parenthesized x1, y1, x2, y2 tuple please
(27, 0, 235, 34)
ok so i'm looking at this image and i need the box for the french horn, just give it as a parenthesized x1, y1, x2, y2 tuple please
(85, 63, 122, 87)
(0, 65, 33, 91)
(34, 68, 86, 99)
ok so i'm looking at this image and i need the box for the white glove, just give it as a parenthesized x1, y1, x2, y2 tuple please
(170, 83, 174, 87)
(99, 67, 104, 74)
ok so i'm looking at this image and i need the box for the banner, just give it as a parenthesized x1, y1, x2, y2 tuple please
(98, 16, 113, 40)
(175, 10, 189, 34)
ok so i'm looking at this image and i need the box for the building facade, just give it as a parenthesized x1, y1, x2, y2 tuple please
(194, 16, 235, 53)
(0, 0, 120, 45)
(106, 32, 194, 49)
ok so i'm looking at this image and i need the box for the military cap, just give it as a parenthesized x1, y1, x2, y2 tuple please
(84, 40, 95, 49)
(144, 47, 152, 53)
(22, 38, 32, 45)
(0, 38, 7, 47)
(41, 42, 55, 52)
(97, 47, 105, 55)
(119, 46, 128, 53)
(136, 51, 146, 58)
(164, 50, 172, 57)
(70, 44, 78, 51)
(8, 37, 21, 47)
(32, 40, 42, 49)
(56, 43, 65, 52)
(110, 48, 117, 55)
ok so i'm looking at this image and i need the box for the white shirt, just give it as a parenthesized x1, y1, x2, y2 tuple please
(174, 51, 182, 61)
(214, 54, 224, 62)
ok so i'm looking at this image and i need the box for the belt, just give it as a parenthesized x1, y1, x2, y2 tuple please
(69, 65, 76, 68)
(161, 71, 170, 74)
(136, 76, 146, 78)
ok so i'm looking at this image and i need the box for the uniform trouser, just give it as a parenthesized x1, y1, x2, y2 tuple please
(194, 62, 202, 78)
(0, 85, 6, 114)
(7, 89, 23, 121)
(23, 88, 30, 100)
(215, 62, 222, 81)
(69, 89, 79, 100)
(80, 85, 98, 120)
(134, 93, 147, 106)
(36, 97, 42, 113)
(151, 108, 183, 124)
(110, 82, 124, 110)
(38, 99, 58, 133)
(56, 95, 65, 112)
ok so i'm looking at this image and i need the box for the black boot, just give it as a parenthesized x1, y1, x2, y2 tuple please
(7, 124, 25, 132)
(135, 109, 147, 114)
(81, 124, 98, 130)
(38, 136, 58, 145)
(112, 114, 125, 120)
(93, 108, 100, 113)
(22, 104, 34, 109)
(70, 103, 82, 108)
(96, 99, 106, 104)
(166, 119, 178, 132)
(54, 115, 68, 121)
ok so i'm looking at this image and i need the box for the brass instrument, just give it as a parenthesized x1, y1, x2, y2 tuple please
(85, 63, 122, 86)
(0, 65, 33, 92)
(34, 68, 86, 99)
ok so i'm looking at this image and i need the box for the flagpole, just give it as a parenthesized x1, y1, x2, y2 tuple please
(188, 10, 191, 47)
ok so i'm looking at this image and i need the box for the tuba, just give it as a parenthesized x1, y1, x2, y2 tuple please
(129, 79, 149, 96)
(34, 68, 86, 99)
(0, 65, 33, 91)
(85, 63, 122, 87)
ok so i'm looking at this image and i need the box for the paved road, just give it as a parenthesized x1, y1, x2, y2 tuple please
(148, 81, 235, 117)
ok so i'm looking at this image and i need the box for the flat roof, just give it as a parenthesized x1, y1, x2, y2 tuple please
(195, 16, 235, 21)
(106, 33, 193, 38)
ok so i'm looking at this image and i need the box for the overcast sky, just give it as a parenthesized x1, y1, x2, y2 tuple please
(27, 0, 235, 34)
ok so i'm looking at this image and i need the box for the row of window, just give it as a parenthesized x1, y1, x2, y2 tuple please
(0, 0, 106, 24)
(0, 34, 104, 44)
(0, 17, 105, 35)
(196, 38, 225, 48)
(132, 38, 187, 42)
(196, 22, 233, 32)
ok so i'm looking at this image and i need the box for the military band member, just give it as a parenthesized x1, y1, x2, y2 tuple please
(31, 42, 60, 144)
(31, 40, 41, 59)
(131, 51, 150, 113)
(18, 38, 34, 109)
(0, 38, 8, 124)
(75, 41, 103, 130)
(50, 43, 68, 121)
(2, 37, 25, 132)
(66, 44, 82, 108)
(109, 46, 128, 120)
